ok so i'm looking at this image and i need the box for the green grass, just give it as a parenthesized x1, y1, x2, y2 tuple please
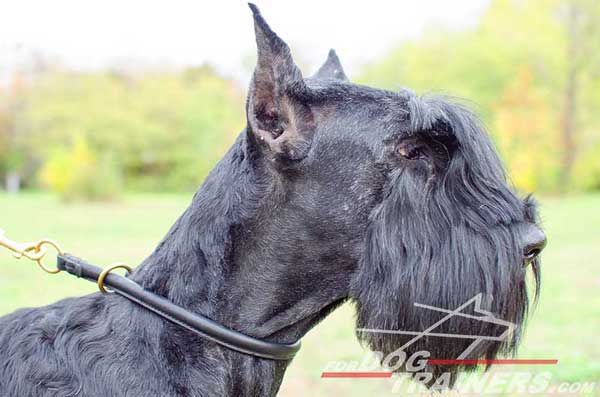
(1, 192, 599, 396)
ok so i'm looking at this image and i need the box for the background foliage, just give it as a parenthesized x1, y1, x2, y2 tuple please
(0, 0, 599, 199)
(0, 66, 244, 199)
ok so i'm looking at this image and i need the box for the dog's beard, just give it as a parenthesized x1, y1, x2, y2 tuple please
(349, 171, 540, 388)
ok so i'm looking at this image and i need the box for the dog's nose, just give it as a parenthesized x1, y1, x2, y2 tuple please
(522, 225, 547, 261)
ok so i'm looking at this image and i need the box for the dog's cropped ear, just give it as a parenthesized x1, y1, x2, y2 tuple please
(247, 3, 315, 161)
(313, 49, 348, 82)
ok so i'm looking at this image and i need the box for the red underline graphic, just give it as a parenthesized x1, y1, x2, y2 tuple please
(428, 359, 559, 365)
(321, 359, 559, 378)
(321, 372, 393, 378)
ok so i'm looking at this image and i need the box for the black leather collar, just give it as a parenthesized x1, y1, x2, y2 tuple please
(57, 253, 301, 361)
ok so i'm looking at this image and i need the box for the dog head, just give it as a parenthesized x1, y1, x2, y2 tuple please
(244, 4, 544, 386)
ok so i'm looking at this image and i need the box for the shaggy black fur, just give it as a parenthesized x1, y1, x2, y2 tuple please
(0, 4, 544, 396)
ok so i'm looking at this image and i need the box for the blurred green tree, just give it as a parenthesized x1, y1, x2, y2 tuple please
(493, 66, 560, 191)
(39, 135, 122, 201)
(4, 64, 244, 197)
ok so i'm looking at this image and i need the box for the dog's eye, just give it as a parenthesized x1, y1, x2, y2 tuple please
(397, 143, 425, 160)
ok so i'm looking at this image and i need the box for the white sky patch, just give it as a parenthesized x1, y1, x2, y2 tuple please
(0, 0, 489, 83)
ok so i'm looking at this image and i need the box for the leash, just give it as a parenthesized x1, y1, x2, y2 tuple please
(0, 229, 300, 361)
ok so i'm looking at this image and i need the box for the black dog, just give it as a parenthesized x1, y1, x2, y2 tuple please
(0, 4, 545, 396)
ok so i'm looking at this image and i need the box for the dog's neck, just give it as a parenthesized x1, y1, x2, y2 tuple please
(132, 132, 351, 395)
